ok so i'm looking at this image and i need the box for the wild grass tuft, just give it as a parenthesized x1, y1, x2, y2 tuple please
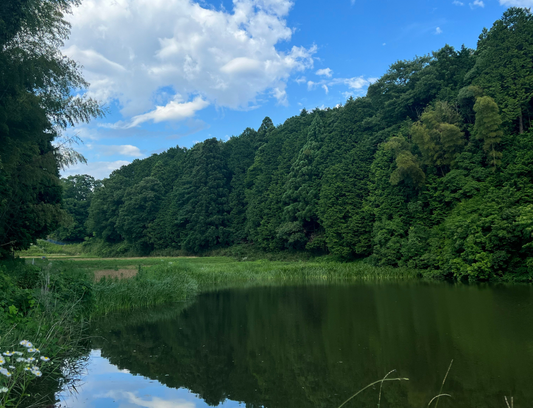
(92, 264, 198, 316)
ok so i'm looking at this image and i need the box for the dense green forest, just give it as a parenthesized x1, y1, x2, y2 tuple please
(8, 8, 533, 281)
(57, 7, 533, 280)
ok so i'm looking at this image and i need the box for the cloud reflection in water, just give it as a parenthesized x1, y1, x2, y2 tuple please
(58, 350, 244, 408)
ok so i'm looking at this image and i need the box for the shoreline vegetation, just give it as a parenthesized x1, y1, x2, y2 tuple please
(2, 243, 529, 406)
(1, 250, 421, 406)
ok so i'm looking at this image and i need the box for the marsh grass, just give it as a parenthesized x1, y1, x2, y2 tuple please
(336, 370, 409, 408)
(17, 257, 420, 316)
(87, 258, 420, 315)
(175, 259, 420, 288)
(336, 363, 458, 408)
(92, 265, 198, 315)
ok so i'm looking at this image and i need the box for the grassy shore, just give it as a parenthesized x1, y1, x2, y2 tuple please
(1, 250, 420, 406)
(16, 240, 423, 315)
(62, 256, 421, 315)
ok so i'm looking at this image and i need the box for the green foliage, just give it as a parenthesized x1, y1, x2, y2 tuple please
(318, 143, 374, 257)
(116, 177, 164, 253)
(469, 7, 533, 133)
(167, 138, 231, 252)
(93, 264, 198, 315)
(384, 136, 425, 188)
(54, 10, 533, 281)
(51, 175, 101, 242)
(435, 187, 533, 280)
(473, 96, 503, 168)
(411, 101, 465, 170)
(0, 0, 103, 257)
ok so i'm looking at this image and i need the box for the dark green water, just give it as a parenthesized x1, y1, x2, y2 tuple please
(69, 282, 533, 407)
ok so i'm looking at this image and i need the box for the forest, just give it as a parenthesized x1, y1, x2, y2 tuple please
(4, 7, 533, 281)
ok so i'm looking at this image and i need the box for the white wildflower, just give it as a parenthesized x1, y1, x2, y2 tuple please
(0, 387, 8, 393)
(0, 368, 12, 377)
(40, 356, 50, 362)
(28, 348, 39, 353)
(0, 356, 5, 365)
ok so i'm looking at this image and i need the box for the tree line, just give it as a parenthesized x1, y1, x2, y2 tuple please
(55, 8, 533, 279)
(0, 0, 102, 257)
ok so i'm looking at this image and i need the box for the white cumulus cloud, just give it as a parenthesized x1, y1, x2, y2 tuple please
(316, 68, 333, 77)
(453, 0, 464, 5)
(470, 0, 485, 7)
(435, 27, 443, 34)
(65, 0, 316, 122)
(62, 160, 131, 180)
(90, 144, 144, 157)
(342, 76, 370, 90)
(499, 0, 533, 5)
(129, 96, 210, 128)
(307, 75, 374, 96)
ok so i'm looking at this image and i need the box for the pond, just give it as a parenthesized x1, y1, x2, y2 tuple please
(59, 282, 533, 407)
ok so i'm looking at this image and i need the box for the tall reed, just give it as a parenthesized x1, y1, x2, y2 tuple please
(91, 259, 419, 315)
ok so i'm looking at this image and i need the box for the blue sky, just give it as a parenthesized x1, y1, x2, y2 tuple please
(61, 0, 530, 179)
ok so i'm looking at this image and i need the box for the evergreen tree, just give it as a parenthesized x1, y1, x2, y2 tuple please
(318, 143, 374, 257)
(473, 96, 503, 168)
(279, 114, 324, 248)
(116, 177, 164, 253)
(168, 139, 230, 252)
(244, 117, 279, 244)
(469, 7, 533, 133)
(225, 128, 259, 244)
(52, 175, 100, 242)
(86, 174, 128, 243)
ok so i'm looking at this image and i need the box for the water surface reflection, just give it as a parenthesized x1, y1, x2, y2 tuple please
(68, 283, 533, 407)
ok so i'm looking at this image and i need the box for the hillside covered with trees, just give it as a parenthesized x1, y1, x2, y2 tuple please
(59, 8, 532, 280)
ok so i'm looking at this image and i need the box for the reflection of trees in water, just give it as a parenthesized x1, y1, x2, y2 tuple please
(92, 284, 533, 408)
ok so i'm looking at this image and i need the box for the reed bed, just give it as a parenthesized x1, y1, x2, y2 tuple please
(91, 259, 420, 315)
(93, 265, 198, 315)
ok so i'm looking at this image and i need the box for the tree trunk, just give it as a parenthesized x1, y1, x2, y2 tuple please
(519, 112, 524, 134)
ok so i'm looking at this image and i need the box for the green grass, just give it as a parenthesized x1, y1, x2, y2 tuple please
(17, 240, 86, 257)
(15, 247, 423, 317)
(93, 264, 198, 315)
(33, 257, 421, 316)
